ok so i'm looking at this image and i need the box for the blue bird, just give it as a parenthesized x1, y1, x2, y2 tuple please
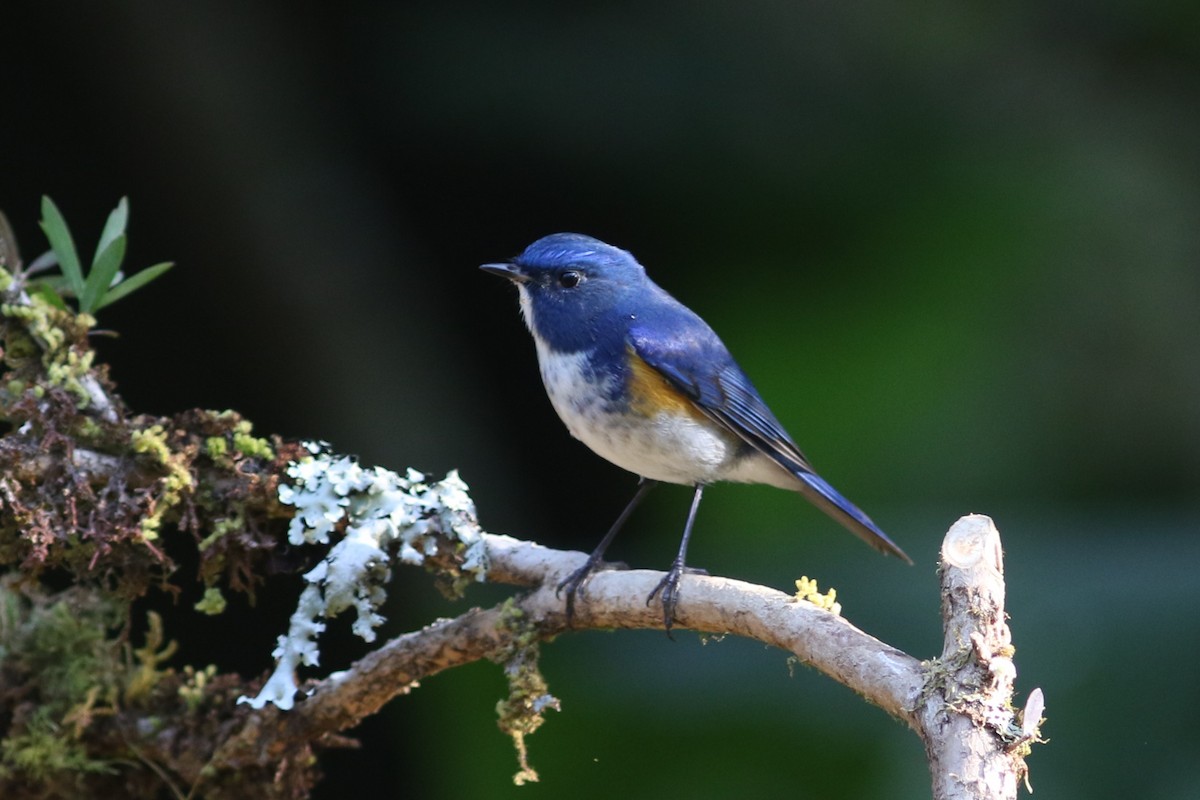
(482, 233, 910, 632)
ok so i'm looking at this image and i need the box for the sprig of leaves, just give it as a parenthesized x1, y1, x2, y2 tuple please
(36, 196, 173, 314)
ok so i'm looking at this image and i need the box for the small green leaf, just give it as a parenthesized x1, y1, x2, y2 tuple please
(35, 274, 70, 292)
(93, 197, 129, 268)
(93, 261, 173, 311)
(81, 234, 127, 313)
(30, 283, 68, 310)
(38, 196, 84, 296)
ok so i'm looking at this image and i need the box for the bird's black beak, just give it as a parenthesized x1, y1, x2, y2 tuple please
(480, 262, 531, 284)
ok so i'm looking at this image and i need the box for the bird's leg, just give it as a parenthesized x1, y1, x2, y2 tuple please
(648, 483, 705, 636)
(558, 478, 658, 623)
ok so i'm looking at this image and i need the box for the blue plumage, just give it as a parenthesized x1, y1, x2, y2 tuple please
(482, 233, 910, 631)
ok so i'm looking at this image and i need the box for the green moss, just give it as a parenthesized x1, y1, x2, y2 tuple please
(0, 707, 116, 781)
(0, 584, 124, 784)
(3, 325, 40, 363)
(130, 424, 171, 463)
(16, 591, 122, 710)
(193, 587, 227, 616)
(44, 348, 94, 407)
(130, 424, 195, 540)
(2, 301, 66, 352)
(1, 299, 96, 408)
(204, 436, 228, 459)
(124, 611, 177, 704)
(202, 416, 273, 464)
(198, 512, 243, 553)
(232, 430, 274, 460)
(177, 664, 218, 712)
(73, 416, 103, 442)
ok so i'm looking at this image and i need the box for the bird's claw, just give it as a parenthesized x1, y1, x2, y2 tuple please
(557, 569, 586, 624)
(647, 559, 687, 636)
(557, 557, 633, 623)
(557, 558, 605, 624)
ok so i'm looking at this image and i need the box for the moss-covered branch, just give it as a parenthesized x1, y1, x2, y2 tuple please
(0, 222, 1043, 799)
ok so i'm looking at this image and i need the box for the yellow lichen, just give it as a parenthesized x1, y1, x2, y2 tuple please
(794, 576, 842, 615)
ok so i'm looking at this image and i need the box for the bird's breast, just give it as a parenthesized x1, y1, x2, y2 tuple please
(532, 340, 751, 486)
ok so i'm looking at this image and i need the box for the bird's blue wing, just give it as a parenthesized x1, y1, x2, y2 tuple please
(629, 318, 912, 563)
(628, 320, 813, 475)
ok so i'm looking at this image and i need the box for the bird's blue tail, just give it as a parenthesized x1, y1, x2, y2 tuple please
(794, 471, 912, 564)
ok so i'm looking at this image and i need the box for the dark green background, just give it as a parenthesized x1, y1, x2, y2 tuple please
(4, 3, 1198, 797)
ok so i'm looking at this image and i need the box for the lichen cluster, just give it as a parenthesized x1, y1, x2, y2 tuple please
(241, 446, 488, 711)
(794, 575, 841, 615)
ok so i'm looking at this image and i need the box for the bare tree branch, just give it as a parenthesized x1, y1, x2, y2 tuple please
(225, 532, 928, 762)
(217, 521, 1040, 799)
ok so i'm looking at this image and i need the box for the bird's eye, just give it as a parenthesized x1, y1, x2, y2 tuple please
(558, 270, 583, 288)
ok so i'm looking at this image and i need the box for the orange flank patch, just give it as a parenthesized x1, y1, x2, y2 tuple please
(626, 347, 708, 421)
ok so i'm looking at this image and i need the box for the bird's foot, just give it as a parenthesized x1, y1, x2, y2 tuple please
(555, 564, 591, 625)
(556, 557, 625, 624)
(647, 558, 689, 637)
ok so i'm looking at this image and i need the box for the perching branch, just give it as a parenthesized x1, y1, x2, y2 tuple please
(218, 519, 1040, 799)
(219, 532, 927, 768)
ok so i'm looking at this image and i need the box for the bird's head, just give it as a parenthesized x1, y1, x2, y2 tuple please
(481, 233, 646, 350)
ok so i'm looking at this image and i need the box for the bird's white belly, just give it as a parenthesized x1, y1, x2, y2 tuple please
(535, 346, 749, 486)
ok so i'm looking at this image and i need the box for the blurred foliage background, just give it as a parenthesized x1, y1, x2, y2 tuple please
(3, 2, 1198, 798)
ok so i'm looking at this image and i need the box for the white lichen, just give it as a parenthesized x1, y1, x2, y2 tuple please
(238, 443, 488, 710)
